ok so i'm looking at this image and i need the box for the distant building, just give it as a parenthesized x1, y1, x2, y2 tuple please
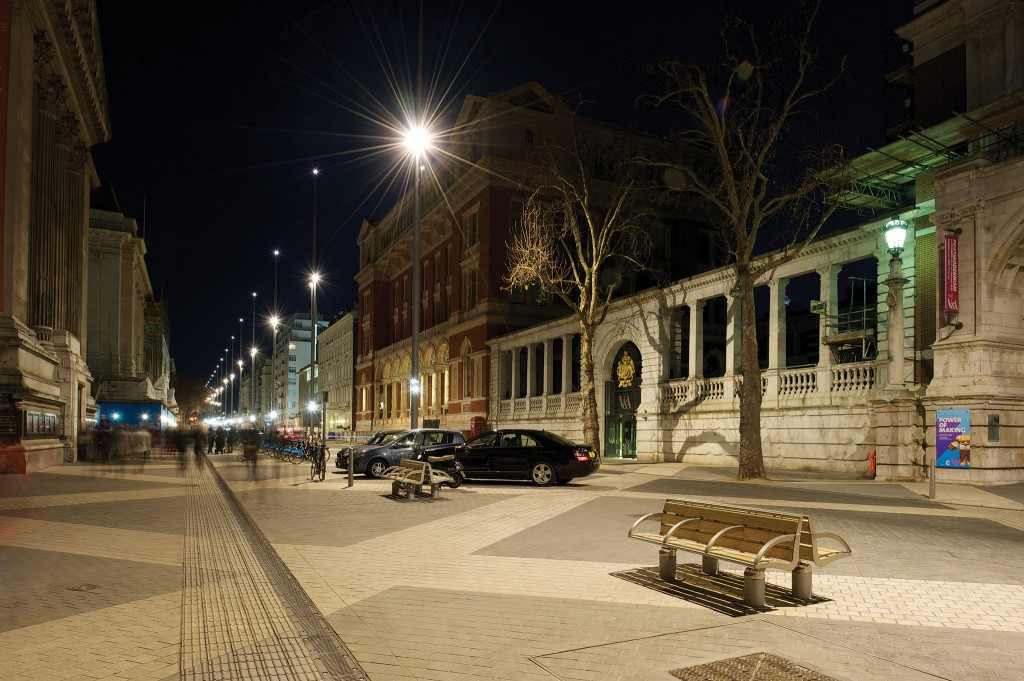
(317, 311, 356, 435)
(271, 312, 327, 431)
(87, 185, 176, 428)
(0, 1, 111, 472)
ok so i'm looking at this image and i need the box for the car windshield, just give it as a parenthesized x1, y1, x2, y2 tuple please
(377, 432, 405, 446)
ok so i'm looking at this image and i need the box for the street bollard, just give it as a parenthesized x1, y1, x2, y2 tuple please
(702, 554, 719, 576)
(348, 450, 354, 488)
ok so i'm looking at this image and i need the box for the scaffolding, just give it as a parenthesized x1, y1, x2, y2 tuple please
(823, 277, 877, 363)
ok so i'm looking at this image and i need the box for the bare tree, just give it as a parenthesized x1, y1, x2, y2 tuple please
(505, 134, 652, 453)
(649, 3, 849, 478)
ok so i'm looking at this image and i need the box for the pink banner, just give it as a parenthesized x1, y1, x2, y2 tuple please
(944, 234, 959, 313)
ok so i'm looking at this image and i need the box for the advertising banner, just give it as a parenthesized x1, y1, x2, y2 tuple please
(944, 234, 959, 313)
(936, 409, 970, 468)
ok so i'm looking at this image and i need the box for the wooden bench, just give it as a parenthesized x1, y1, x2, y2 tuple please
(382, 459, 453, 499)
(628, 498, 851, 607)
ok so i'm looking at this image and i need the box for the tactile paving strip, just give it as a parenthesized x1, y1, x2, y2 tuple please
(180, 459, 365, 680)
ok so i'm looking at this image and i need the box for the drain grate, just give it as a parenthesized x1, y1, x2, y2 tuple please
(67, 584, 100, 592)
(671, 652, 839, 680)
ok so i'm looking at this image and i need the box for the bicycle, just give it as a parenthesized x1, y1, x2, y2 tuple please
(309, 441, 330, 482)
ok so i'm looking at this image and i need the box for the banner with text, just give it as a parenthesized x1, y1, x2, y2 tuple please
(936, 409, 970, 468)
(944, 234, 959, 313)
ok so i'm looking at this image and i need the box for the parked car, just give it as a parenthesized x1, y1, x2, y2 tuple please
(455, 429, 599, 486)
(335, 428, 465, 478)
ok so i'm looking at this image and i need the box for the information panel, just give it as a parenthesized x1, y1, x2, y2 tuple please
(936, 409, 970, 468)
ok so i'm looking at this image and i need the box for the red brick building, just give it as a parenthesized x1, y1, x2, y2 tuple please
(353, 82, 704, 436)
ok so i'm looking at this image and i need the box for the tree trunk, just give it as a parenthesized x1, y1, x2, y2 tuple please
(579, 324, 601, 455)
(736, 272, 767, 479)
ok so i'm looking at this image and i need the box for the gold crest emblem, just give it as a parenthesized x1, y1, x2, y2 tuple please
(616, 352, 635, 388)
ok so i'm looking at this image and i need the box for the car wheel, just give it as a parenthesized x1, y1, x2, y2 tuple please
(556, 478, 573, 485)
(529, 461, 556, 486)
(366, 458, 389, 478)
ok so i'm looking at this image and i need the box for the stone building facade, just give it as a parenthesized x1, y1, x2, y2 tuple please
(0, 0, 110, 472)
(489, 0, 1024, 482)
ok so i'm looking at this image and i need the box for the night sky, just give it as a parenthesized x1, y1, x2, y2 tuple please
(90, 0, 912, 382)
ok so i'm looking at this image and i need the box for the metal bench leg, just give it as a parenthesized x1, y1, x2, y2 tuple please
(430, 484, 441, 499)
(702, 555, 719, 575)
(391, 481, 401, 496)
(792, 562, 812, 601)
(743, 567, 766, 608)
(659, 548, 677, 582)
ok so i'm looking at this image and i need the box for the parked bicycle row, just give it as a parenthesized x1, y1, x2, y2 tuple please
(260, 435, 331, 481)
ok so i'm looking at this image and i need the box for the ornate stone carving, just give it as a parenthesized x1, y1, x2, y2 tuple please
(33, 32, 55, 74)
(58, 116, 81, 146)
(68, 143, 90, 171)
(38, 79, 69, 115)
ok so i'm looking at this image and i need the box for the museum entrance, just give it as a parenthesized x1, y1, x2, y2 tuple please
(604, 343, 640, 459)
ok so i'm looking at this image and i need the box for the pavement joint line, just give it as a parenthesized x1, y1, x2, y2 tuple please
(0, 487, 186, 512)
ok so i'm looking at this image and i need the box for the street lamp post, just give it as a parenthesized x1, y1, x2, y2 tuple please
(403, 124, 432, 430)
(251, 292, 257, 418)
(272, 249, 280, 430)
(310, 168, 320, 438)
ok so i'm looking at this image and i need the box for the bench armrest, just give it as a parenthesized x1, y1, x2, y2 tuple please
(752, 533, 799, 567)
(809, 531, 852, 566)
(661, 517, 704, 547)
(627, 512, 664, 538)
(703, 524, 745, 553)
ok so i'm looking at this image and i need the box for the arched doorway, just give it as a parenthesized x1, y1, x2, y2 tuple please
(604, 342, 640, 459)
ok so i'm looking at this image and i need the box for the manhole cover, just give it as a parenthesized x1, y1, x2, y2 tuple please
(671, 652, 839, 680)
(67, 584, 100, 592)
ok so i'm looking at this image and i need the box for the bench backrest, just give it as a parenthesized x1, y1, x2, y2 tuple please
(661, 498, 804, 561)
(400, 459, 428, 471)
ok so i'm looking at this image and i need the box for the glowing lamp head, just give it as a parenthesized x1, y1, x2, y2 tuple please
(409, 377, 420, 395)
(310, 272, 321, 289)
(884, 218, 909, 258)
(307, 400, 319, 413)
(250, 347, 257, 358)
(403, 124, 433, 158)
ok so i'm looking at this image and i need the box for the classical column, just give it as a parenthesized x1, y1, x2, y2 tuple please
(511, 347, 521, 399)
(726, 296, 742, 376)
(562, 334, 574, 393)
(817, 265, 838, 392)
(29, 78, 66, 332)
(688, 301, 704, 379)
(526, 343, 536, 397)
(767, 279, 788, 369)
(542, 338, 554, 396)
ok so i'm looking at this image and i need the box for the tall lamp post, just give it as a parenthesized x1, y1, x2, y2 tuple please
(237, 358, 244, 415)
(309, 273, 321, 436)
(403, 124, 432, 429)
(310, 168, 320, 438)
(251, 292, 257, 418)
(883, 218, 909, 391)
(272, 249, 280, 430)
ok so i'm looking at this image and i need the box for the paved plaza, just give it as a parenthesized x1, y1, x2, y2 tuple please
(2, 451, 1024, 680)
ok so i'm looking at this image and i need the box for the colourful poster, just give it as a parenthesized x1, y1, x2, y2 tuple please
(936, 409, 970, 468)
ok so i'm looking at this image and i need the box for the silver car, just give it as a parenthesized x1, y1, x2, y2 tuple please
(336, 428, 465, 478)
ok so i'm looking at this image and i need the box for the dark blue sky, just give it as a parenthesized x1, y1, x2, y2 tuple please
(91, 0, 911, 380)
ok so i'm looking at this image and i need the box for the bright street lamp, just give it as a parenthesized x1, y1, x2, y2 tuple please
(402, 121, 434, 430)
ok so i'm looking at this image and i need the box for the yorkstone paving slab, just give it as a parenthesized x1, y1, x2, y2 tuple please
(0, 496, 186, 534)
(0, 546, 182, 633)
(625, 477, 951, 508)
(238, 486, 517, 548)
(980, 481, 1024, 505)
(0, 470, 179, 497)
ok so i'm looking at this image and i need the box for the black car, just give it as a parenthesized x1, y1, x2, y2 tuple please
(456, 429, 599, 486)
(335, 428, 465, 478)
